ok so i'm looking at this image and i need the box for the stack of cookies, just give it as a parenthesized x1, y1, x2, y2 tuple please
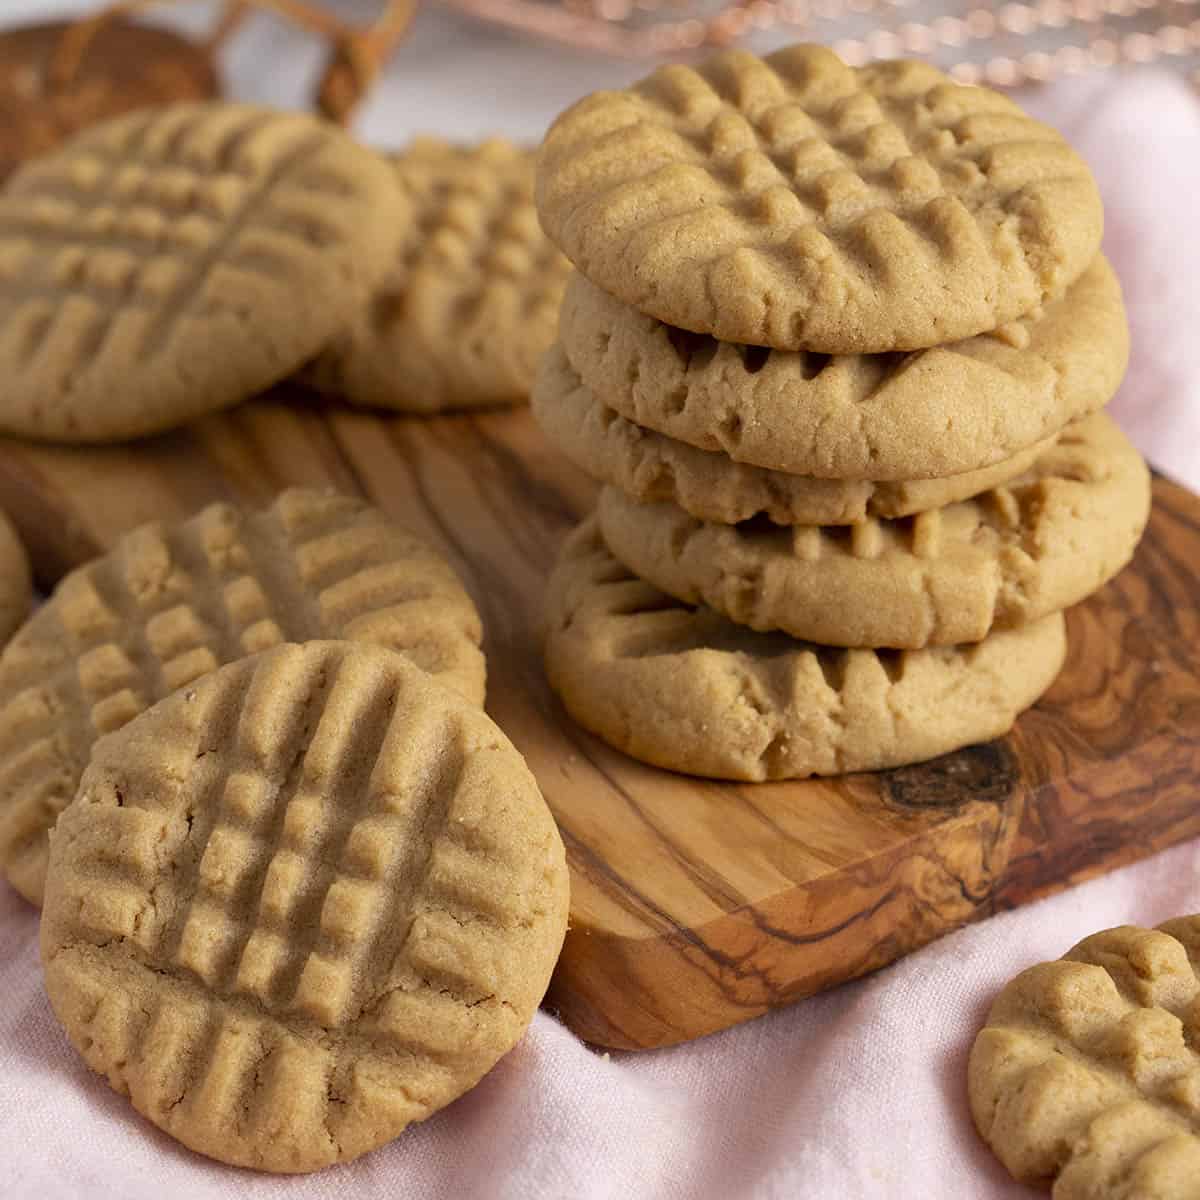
(532, 44, 1151, 782)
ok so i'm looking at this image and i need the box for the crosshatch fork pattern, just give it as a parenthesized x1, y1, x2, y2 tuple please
(41, 642, 567, 1171)
(390, 140, 567, 325)
(0, 488, 485, 906)
(970, 920, 1200, 1192)
(309, 138, 571, 411)
(0, 103, 404, 440)
(537, 45, 1103, 352)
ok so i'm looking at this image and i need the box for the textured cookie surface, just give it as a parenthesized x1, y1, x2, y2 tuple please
(545, 521, 1065, 780)
(537, 45, 1103, 353)
(533, 344, 1055, 526)
(0, 20, 219, 184)
(306, 138, 570, 413)
(0, 488, 485, 907)
(559, 257, 1126, 480)
(0, 102, 405, 441)
(598, 413, 1149, 648)
(40, 641, 569, 1172)
(0, 505, 32, 649)
(969, 919, 1200, 1198)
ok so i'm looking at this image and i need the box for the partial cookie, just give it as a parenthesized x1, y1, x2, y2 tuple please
(537, 45, 1103, 353)
(0, 488, 485, 907)
(597, 413, 1149, 648)
(558, 257, 1127, 480)
(41, 640, 569, 1172)
(533, 344, 1056, 526)
(0, 102, 406, 441)
(306, 138, 570, 413)
(0, 505, 32, 648)
(545, 520, 1065, 780)
(0, 20, 219, 184)
(969, 919, 1200, 1198)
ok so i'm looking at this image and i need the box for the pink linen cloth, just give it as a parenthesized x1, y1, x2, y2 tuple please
(3, 68, 1200, 1200)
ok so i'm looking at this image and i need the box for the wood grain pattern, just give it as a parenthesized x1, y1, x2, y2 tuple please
(0, 390, 1195, 1051)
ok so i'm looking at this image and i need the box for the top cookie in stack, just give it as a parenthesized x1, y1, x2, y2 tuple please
(536, 45, 1102, 355)
(532, 45, 1148, 782)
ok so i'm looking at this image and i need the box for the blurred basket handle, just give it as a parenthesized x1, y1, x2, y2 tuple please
(47, 0, 417, 124)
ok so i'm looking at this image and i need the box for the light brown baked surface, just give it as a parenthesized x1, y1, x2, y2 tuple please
(0, 488, 484, 907)
(544, 519, 1066, 781)
(537, 45, 1103, 353)
(0, 103, 405, 441)
(533, 343, 1056, 525)
(557, 256, 1126, 480)
(40, 640, 569, 1172)
(597, 413, 1149, 648)
(969, 918, 1200, 1198)
(306, 138, 570, 413)
(0, 504, 31, 649)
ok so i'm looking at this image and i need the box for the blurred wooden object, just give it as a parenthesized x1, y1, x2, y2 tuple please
(0, 19, 219, 184)
(45, 0, 417, 127)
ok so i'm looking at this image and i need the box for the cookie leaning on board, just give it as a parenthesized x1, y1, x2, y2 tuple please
(40, 640, 570, 1173)
(532, 42, 1145, 780)
(2, 492, 570, 1173)
(0, 488, 486, 908)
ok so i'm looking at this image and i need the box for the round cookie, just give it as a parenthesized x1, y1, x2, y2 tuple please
(306, 138, 571, 413)
(558, 257, 1127, 480)
(0, 488, 485, 907)
(0, 102, 406, 442)
(545, 520, 1066, 781)
(969, 918, 1200, 1197)
(0, 505, 32, 647)
(597, 413, 1150, 649)
(533, 344, 1057, 526)
(0, 19, 219, 184)
(40, 640, 570, 1172)
(537, 45, 1103, 353)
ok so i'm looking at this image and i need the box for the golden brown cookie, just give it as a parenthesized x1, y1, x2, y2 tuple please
(0, 505, 32, 649)
(597, 413, 1149, 648)
(41, 640, 569, 1172)
(969, 918, 1200, 1198)
(0, 20, 219, 185)
(533, 343, 1057, 525)
(537, 45, 1103, 353)
(0, 103, 405, 442)
(0, 488, 484, 907)
(306, 138, 570, 413)
(544, 520, 1066, 780)
(557, 257, 1127, 480)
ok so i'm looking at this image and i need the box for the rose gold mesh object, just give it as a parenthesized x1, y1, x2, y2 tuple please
(49, 1, 417, 124)
(444, 0, 1200, 86)
(53, 0, 1200, 117)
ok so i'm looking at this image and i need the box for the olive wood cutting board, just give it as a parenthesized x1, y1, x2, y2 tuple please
(0, 390, 1196, 1051)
